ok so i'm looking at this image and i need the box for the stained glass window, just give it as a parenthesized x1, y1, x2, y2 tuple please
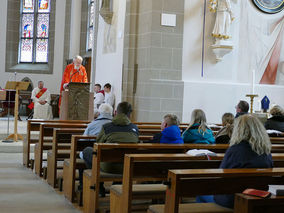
(19, 0, 51, 63)
(87, 0, 95, 51)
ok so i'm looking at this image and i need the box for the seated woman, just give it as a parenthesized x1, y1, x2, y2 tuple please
(197, 114, 273, 208)
(215, 113, 234, 144)
(182, 109, 215, 144)
(265, 105, 284, 132)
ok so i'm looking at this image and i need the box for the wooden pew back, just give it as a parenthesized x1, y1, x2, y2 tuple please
(119, 153, 284, 213)
(164, 168, 284, 213)
(47, 128, 86, 187)
(34, 123, 88, 176)
(24, 119, 89, 167)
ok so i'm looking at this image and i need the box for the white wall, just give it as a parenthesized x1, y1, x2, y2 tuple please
(0, 1, 66, 94)
(94, 0, 126, 107)
(0, 0, 8, 82)
(182, 0, 284, 123)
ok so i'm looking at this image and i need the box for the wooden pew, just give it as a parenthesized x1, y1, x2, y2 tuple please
(46, 128, 86, 187)
(148, 168, 284, 213)
(270, 137, 284, 144)
(234, 193, 284, 213)
(24, 119, 89, 168)
(34, 123, 88, 176)
(83, 142, 284, 213)
(63, 135, 157, 204)
(112, 154, 223, 213)
(82, 143, 231, 213)
(63, 135, 97, 202)
(111, 153, 284, 213)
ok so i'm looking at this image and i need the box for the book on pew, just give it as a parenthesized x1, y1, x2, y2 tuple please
(268, 185, 284, 196)
(243, 188, 271, 198)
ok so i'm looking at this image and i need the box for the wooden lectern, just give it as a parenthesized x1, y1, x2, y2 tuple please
(59, 82, 94, 120)
(5, 81, 29, 141)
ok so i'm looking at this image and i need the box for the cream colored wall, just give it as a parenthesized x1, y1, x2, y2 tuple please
(93, 0, 126, 107)
(182, 0, 284, 123)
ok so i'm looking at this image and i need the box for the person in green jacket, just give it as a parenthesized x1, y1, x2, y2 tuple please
(80, 102, 139, 196)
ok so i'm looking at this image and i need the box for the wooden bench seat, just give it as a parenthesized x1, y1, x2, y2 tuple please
(63, 135, 96, 202)
(148, 168, 284, 213)
(24, 119, 90, 168)
(34, 123, 87, 176)
(83, 144, 226, 213)
(148, 203, 233, 213)
(46, 128, 85, 187)
(234, 193, 284, 213)
(110, 154, 224, 213)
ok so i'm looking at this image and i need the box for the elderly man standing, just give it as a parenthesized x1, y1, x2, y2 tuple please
(31, 81, 52, 120)
(59, 55, 88, 111)
(60, 55, 88, 92)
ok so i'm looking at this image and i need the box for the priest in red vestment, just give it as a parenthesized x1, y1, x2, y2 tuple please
(59, 55, 88, 110)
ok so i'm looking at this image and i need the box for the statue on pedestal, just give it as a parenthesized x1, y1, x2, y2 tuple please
(209, 0, 235, 62)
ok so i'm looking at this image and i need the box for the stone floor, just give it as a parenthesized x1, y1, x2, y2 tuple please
(0, 117, 81, 213)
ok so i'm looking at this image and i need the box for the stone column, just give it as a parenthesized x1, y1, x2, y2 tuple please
(69, 0, 82, 58)
(123, 0, 185, 122)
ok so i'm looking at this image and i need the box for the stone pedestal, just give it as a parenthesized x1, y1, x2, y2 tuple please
(211, 40, 233, 62)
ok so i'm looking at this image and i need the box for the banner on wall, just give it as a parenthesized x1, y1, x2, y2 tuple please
(238, 0, 284, 85)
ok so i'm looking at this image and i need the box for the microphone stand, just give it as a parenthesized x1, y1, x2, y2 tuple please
(3, 72, 17, 143)
(3, 90, 13, 143)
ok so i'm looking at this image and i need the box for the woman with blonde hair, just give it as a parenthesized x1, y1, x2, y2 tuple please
(265, 105, 284, 132)
(197, 114, 273, 208)
(215, 113, 234, 144)
(182, 109, 215, 144)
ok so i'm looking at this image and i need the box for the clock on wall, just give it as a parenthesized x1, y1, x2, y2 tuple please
(253, 0, 284, 13)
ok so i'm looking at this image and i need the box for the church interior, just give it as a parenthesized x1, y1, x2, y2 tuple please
(0, 0, 284, 212)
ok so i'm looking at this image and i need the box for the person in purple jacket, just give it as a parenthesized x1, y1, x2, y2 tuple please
(148, 114, 183, 144)
(197, 114, 273, 208)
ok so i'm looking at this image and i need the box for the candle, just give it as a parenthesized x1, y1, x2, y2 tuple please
(251, 69, 255, 94)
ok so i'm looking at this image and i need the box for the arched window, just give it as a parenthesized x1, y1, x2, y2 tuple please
(19, 0, 51, 63)
(87, 0, 95, 51)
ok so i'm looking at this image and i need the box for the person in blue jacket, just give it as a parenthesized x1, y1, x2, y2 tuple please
(197, 114, 273, 208)
(148, 114, 183, 144)
(182, 109, 215, 144)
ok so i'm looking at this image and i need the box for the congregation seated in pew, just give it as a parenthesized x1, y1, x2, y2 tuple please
(265, 105, 284, 132)
(197, 114, 273, 208)
(215, 113, 234, 144)
(148, 114, 183, 144)
(182, 109, 215, 144)
(81, 102, 138, 195)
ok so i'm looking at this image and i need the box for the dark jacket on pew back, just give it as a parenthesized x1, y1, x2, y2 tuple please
(214, 141, 273, 208)
(265, 115, 284, 132)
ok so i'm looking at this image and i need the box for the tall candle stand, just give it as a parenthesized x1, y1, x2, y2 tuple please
(246, 94, 258, 114)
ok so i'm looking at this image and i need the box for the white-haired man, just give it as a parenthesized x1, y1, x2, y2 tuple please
(83, 103, 113, 136)
(59, 55, 88, 109)
(78, 103, 113, 191)
(60, 55, 88, 93)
